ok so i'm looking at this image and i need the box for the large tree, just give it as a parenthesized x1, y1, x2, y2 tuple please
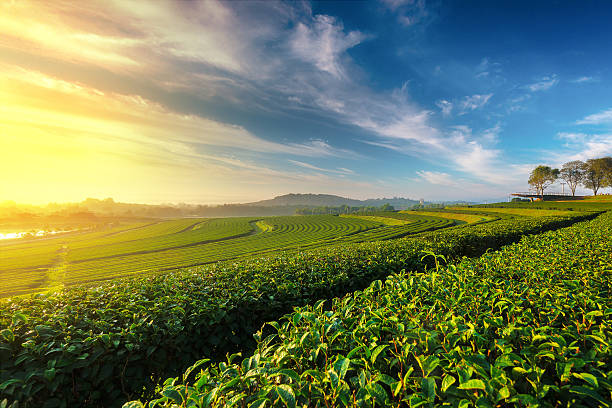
(528, 165, 559, 198)
(582, 157, 612, 195)
(559, 160, 585, 196)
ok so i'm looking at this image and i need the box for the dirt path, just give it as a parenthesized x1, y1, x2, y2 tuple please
(44, 244, 69, 289)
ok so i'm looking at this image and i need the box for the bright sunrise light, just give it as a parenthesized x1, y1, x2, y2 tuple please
(1, 3, 612, 408)
(1, 0, 611, 205)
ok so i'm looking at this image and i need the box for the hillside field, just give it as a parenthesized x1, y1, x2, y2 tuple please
(1, 212, 461, 298)
(0, 202, 610, 407)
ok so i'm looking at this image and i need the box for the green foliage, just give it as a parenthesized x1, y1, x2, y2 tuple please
(560, 160, 586, 196)
(528, 165, 559, 196)
(476, 200, 612, 211)
(582, 157, 612, 195)
(294, 204, 395, 215)
(1, 214, 457, 298)
(0, 212, 594, 407)
(133, 212, 612, 407)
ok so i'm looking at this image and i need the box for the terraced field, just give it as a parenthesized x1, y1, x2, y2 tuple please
(401, 210, 497, 224)
(0, 205, 601, 407)
(137, 211, 612, 408)
(447, 206, 576, 217)
(0, 213, 457, 297)
(1, 206, 595, 299)
(337, 212, 454, 242)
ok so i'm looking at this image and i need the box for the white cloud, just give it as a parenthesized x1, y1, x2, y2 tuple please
(526, 75, 559, 92)
(507, 94, 531, 113)
(576, 108, 612, 125)
(481, 124, 501, 144)
(459, 94, 493, 113)
(551, 133, 612, 163)
(415, 170, 456, 186)
(557, 132, 587, 142)
(381, 0, 429, 27)
(288, 160, 355, 175)
(436, 99, 453, 116)
(570, 76, 596, 83)
(290, 14, 367, 79)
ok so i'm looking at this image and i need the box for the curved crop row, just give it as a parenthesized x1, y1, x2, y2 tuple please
(66, 218, 256, 262)
(56, 216, 384, 284)
(0, 212, 595, 407)
(0, 220, 189, 295)
(402, 210, 497, 224)
(132, 211, 612, 408)
(446, 207, 576, 218)
(335, 215, 454, 243)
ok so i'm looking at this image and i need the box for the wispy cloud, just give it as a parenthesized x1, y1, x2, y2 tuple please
(552, 132, 612, 162)
(507, 94, 531, 113)
(415, 170, 456, 186)
(381, 0, 430, 27)
(436, 99, 453, 116)
(435, 94, 492, 117)
(459, 93, 493, 113)
(288, 160, 354, 175)
(481, 123, 502, 144)
(575, 108, 612, 125)
(526, 75, 559, 92)
(0, 63, 373, 203)
(570, 76, 597, 84)
(290, 15, 368, 79)
(557, 132, 588, 142)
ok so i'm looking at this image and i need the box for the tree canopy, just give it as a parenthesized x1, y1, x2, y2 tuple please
(559, 160, 585, 196)
(528, 165, 559, 197)
(582, 157, 612, 195)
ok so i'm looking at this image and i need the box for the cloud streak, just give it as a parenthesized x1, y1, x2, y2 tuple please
(526, 75, 559, 92)
(576, 108, 612, 125)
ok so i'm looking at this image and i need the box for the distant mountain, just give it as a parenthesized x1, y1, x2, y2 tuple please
(247, 193, 363, 207)
(247, 193, 421, 209)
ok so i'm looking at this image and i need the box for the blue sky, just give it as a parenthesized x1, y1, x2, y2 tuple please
(2, 0, 612, 204)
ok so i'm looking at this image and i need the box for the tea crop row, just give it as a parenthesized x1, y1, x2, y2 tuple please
(0, 212, 595, 407)
(1, 214, 457, 298)
(133, 211, 612, 408)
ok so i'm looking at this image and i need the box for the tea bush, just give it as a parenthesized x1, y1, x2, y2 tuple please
(133, 211, 612, 407)
(0, 213, 596, 407)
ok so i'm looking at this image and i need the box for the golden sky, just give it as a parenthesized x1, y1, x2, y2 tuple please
(6, 1, 599, 204)
(1, 1, 375, 204)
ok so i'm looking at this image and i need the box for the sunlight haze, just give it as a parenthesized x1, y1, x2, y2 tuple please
(2, 0, 612, 204)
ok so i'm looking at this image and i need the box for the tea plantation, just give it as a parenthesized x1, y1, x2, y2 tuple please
(0, 205, 609, 407)
(132, 211, 611, 408)
(0, 213, 458, 298)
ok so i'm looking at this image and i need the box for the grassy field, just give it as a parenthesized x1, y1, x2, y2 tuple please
(0, 212, 457, 298)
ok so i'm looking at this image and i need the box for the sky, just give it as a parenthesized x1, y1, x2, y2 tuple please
(2, 0, 612, 205)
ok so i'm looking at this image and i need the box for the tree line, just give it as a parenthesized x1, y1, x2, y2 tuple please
(295, 203, 395, 215)
(529, 157, 612, 197)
